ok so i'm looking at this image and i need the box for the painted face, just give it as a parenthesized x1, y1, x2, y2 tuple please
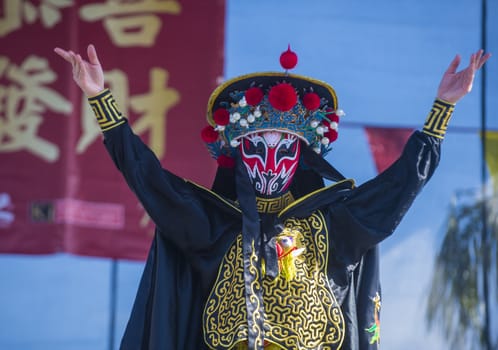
(240, 131, 301, 197)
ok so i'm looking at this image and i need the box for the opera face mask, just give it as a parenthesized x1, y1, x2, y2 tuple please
(240, 131, 301, 197)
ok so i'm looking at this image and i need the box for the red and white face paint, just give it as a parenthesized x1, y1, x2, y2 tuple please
(240, 131, 301, 197)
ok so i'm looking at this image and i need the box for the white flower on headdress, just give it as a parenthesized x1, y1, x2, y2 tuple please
(313, 147, 321, 154)
(336, 109, 346, 117)
(239, 97, 247, 107)
(247, 114, 256, 123)
(230, 139, 241, 147)
(239, 118, 248, 127)
(316, 126, 325, 135)
(254, 109, 262, 118)
(310, 120, 319, 128)
(230, 112, 241, 123)
(329, 121, 339, 130)
(321, 137, 330, 146)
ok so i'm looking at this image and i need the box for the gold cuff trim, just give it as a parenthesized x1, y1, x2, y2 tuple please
(256, 192, 294, 214)
(88, 88, 126, 131)
(422, 98, 455, 139)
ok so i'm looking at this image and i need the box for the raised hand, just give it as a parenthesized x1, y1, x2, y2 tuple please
(437, 49, 491, 104)
(54, 44, 104, 97)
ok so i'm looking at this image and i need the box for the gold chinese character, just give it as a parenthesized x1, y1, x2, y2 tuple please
(0, 55, 72, 162)
(0, 0, 73, 37)
(77, 67, 180, 160)
(80, 0, 181, 47)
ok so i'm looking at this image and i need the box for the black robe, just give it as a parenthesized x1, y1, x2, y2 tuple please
(103, 121, 440, 349)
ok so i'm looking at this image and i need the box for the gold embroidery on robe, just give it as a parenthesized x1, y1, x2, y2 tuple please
(203, 210, 345, 349)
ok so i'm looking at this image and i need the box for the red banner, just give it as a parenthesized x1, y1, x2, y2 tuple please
(364, 127, 414, 174)
(0, 0, 225, 260)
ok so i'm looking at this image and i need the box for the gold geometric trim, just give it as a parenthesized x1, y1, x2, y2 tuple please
(422, 98, 455, 139)
(88, 88, 126, 131)
(255, 192, 294, 213)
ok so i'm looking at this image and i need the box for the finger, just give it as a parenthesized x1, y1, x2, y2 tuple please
(75, 54, 85, 77)
(477, 52, 492, 70)
(445, 54, 461, 74)
(87, 44, 101, 66)
(469, 53, 476, 70)
(54, 47, 73, 63)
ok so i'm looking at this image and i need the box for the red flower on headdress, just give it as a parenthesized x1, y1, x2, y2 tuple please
(326, 108, 340, 123)
(213, 108, 230, 126)
(217, 155, 235, 168)
(201, 125, 219, 143)
(303, 92, 321, 111)
(268, 83, 297, 112)
(324, 129, 338, 142)
(245, 87, 264, 106)
(280, 45, 298, 70)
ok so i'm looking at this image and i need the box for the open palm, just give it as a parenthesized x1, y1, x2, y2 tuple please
(54, 44, 104, 97)
(437, 49, 491, 104)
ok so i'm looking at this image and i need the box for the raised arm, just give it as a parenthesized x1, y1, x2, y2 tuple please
(328, 50, 491, 263)
(54, 44, 238, 253)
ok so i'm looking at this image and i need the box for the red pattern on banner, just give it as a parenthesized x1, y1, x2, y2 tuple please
(0, 0, 225, 260)
(365, 127, 414, 174)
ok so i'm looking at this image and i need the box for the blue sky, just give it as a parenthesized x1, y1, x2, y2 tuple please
(1, 1, 497, 349)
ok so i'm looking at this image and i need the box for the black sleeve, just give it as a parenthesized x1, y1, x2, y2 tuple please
(327, 97, 455, 264)
(328, 130, 441, 264)
(88, 89, 236, 254)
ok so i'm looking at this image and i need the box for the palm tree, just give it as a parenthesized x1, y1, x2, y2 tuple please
(426, 186, 498, 349)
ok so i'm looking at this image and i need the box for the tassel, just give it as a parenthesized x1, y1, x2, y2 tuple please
(276, 228, 305, 282)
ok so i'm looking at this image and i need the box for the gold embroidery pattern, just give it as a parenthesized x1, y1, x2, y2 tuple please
(422, 98, 455, 139)
(88, 89, 126, 131)
(203, 211, 345, 349)
(255, 192, 294, 213)
(248, 239, 264, 349)
(203, 235, 248, 348)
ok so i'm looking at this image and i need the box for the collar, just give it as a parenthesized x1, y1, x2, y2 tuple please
(255, 191, 295, 214)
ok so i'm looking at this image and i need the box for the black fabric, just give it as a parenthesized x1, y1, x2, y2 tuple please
(234, 154, 266, 349)
(212, 165, 237, 200)
(103, 121, 442, 350)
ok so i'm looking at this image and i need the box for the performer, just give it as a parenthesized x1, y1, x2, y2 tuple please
(55, 44, 489, 350)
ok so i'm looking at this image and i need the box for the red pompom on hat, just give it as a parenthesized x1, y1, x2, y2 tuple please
(326, 108, 340, 123)
(213, 108, 230, 126)
(268, 83, 297, 111)
(201, 125, 219, 143)
(280, 45, 298, 70)
(245, 87, 264, 106)
(217, 154, 235, 168)
(302, 92, 321, 111)
(325, 129, 338, 143)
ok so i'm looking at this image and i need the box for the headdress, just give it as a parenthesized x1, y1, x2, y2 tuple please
(201, 46, 345, 168)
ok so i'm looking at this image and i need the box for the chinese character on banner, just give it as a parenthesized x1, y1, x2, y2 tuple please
(0, 0, 73, 37)
(79, 0, 181, 47)
(0, 0, 225, 260)
(0, 55, 72, 162)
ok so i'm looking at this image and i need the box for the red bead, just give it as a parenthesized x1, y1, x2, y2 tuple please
(279, 45, 298, 70)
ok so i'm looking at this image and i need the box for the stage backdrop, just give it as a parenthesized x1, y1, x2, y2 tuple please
(0, 0, 224, 260)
